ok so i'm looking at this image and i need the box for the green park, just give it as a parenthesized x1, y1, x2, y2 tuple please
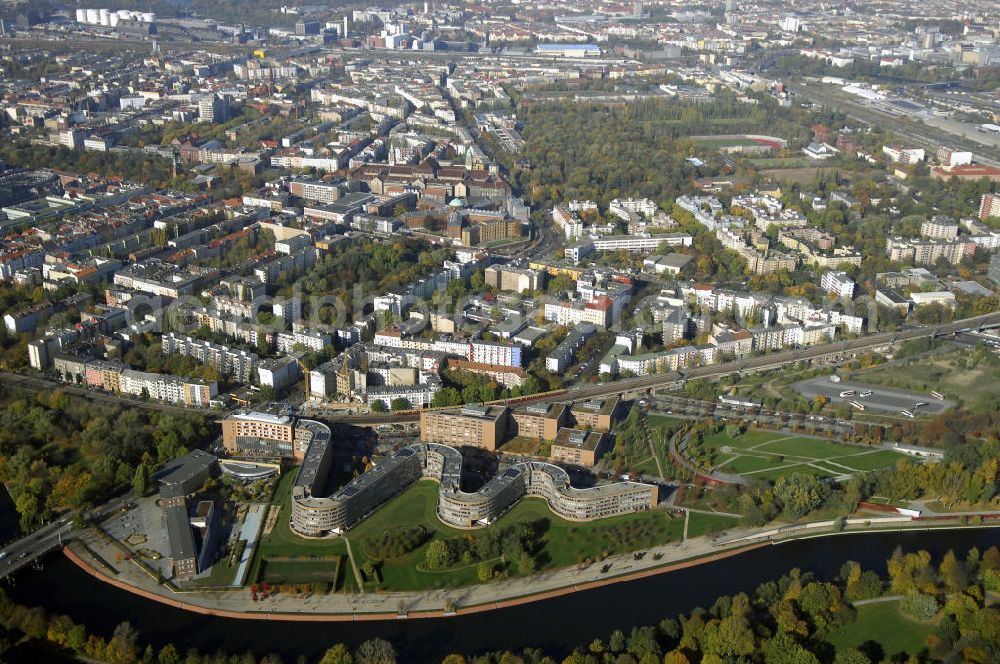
(247, 472, 686, 592)
(689, 427, 904, 481)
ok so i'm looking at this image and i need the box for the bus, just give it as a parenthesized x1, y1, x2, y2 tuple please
(850, 400, 866, 411)
(839, 390, 855, 398)
(930, 391, 944, 400)
(900, 409, 915, 418)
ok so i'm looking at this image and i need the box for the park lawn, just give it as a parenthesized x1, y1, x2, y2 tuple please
(704, 429, 787, 452)
(351, 483, 684, 589)
(717, 453, 788, 476)
(745, 463, 838, 482)
(830, 449, 905, 471)
(348, 481, 471, 591)
(703, 431, 904, 480)
(826, 601, 934, 658)
(630, 456, 661, 476)
(252, 476, 687, 592)
(248, 472, 350, 584)
(500, 497, 685, 568)
(259, 559, 342, 585)
(756, 436, 859, 459)
(686, 512, 740, 538)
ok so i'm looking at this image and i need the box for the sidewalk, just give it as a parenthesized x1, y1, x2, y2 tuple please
(69, 523, 761, 620)
(66, 514, 1000, 621)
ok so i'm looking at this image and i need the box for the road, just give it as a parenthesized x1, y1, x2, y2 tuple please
(314, 312, 1000, 426)
(2, 371, 217, 418)
(5, 313, 999, 432)
(0, 493, 135, 580)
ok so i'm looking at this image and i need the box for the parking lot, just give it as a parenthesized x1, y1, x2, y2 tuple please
(792, 376, 954, 416)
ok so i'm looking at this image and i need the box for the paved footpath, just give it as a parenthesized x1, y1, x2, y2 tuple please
(68, 524, 764, 620)
(66, 517, 1000, 621)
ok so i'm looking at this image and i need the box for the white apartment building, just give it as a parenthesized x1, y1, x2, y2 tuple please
(470, 340, 522, 368)
(552, 205, 585, 239)
(591, 233, 692, 253)
(920, 217, 959, 240)
(820, 270, 857, 298)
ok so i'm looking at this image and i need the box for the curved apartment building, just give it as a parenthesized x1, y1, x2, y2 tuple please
(290, 419, 658, 537)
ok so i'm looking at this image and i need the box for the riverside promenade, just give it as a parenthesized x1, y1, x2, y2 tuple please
(65, 524, 766, 621)
(63, 515, 1000, 622)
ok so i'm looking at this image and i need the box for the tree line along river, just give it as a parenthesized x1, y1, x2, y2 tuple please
(6, 528, 1000, 662)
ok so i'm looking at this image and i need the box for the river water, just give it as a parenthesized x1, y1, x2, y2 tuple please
(7, 528, 1000, 662)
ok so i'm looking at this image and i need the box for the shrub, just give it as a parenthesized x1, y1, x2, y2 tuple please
(901, 592, 940, 621)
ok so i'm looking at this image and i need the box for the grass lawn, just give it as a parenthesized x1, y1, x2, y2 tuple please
(700, 429, 902, 480)
(748, 157, 815, 168)
(259, 559, 342, 585)
(631, 456, 664, 476)
(826, 601, 934, 658)
(256, 476, 685, 592)
(350, 482, 685, 590)
(686, 512, 740, 538)
(189, 557, 238, 587)
(248, 472, 349, 584)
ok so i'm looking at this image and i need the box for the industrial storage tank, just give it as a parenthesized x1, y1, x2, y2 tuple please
(85, 8, 99, 24)
(75, 9, 86, 23)
(98, 8, 110, 26)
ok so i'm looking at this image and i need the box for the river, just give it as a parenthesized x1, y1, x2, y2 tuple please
(6, 528, 1000, 662)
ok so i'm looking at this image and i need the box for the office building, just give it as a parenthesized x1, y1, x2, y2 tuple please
(290, 432, 658, 536)
(420, 405, 509, 451)
(221, 411, 297, 459)
(511, 403, 567, 441)
(569, 397, 619, 432)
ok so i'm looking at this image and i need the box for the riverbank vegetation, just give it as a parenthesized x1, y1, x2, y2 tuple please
(0, 385, 212, 531)
(3, 545, 999, 663)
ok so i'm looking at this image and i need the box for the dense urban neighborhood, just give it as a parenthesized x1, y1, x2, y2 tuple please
(0, 0, 1000, 663)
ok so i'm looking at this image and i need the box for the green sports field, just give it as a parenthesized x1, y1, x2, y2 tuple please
(703, 429, 903, 481)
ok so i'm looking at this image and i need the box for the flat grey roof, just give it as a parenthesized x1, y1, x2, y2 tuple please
(154, 449, 218, 488)
(165, 503, 196, 561)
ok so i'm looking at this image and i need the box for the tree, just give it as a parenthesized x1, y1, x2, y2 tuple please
(702, 614, 756, 658)
(319, 644, 354, 664)
(939, 550, 969, 592)
(901, 592, 940, 620)
(370, 400, 387, 413)
(477, 562, 493, 582)
(157, 644, 181, 664)
(354, 638, 396, 664)
(425, 540, 450, 569)
(389, 398, 411, 412)
(132, 462, 150, 497)
(773, 473, 827, 518)
(105, 621, 139, 664)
